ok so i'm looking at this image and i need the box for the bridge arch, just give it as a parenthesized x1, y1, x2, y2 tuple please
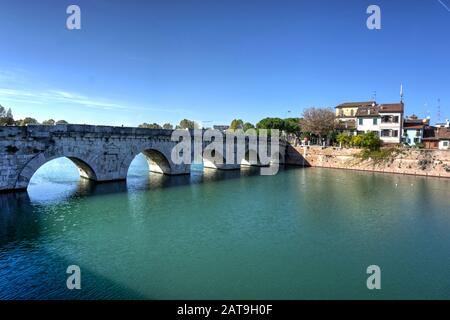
(122, 146, 177, 178)
(202, 150, 241, 170)
(202, 149, 226, 169)
(15, 152, 99, 190)
(240, 148, 261, 166)
(141, 148, 172, 174)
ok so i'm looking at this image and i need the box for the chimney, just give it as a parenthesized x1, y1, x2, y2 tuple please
(446, 119, 449, 128)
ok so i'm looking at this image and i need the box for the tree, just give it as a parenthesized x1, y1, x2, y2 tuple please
(230, 119, 244, 130)
(179, 119, 199, 129)
(6, 108, 13, 119)
(138, 123, 162, 129)
(56, 120, 69, 124)
(20, 117, 39, 126)
(42, 119, 56, 125)
(256, 117, 285, 130)
(0, 105, 5, 118)
(163, 123, 173, 130)
(243, 122, 255, 131)
(0, 106, 14, 126)
(300, 107, 335, 141)
(283, 117, 302, 138)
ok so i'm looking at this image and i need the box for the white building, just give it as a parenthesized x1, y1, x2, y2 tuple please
(439, 140, 449, 150)
(378, 103, 404, 144)
(356, 104, 380, 134)
(356, 102, 404, 144)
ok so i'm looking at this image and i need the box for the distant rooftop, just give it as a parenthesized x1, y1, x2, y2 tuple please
(354, 102, 404, 117)
(336, 101, 376, 109)
(378, 103, 404, 113)
(423, 126, 450, 140)
(355, 106, 379, 117)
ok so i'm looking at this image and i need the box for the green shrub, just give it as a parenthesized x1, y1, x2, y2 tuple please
(337, 133, 351, 147)
(362, 132, 382, 151)
(351, 135, 363, 148)
(358, 148, 398, 164)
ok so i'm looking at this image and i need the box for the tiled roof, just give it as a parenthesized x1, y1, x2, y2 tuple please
(404, 124, 425, 130)
(437, 127, 450, 139)
(355, 106, 379, 117)
(379, 103, 404, 113)
(422, 127, 450, 140)
(352, 102, 404, 117)
(336, 101, 376, 109)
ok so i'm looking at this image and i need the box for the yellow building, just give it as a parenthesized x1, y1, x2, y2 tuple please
(335, 101, 375, 120)
(335, 101, 376, 135)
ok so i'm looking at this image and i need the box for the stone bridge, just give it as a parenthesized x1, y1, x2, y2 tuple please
(0, 124, 288, 192)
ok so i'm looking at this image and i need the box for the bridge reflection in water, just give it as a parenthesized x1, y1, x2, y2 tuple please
(3, 154, 278, 204)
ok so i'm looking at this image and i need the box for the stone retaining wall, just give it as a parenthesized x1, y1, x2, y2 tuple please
(286, 145, 450, 178)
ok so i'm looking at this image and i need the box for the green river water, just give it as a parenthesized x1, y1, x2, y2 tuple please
(1, 155, 450, 299)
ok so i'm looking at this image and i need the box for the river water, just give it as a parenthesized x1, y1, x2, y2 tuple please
(1, 155, 450, 299)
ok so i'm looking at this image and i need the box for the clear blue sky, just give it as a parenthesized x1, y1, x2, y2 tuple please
(0, 0, 449, 127)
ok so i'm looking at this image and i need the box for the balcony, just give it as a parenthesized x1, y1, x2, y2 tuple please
(381, 115, 400, 124)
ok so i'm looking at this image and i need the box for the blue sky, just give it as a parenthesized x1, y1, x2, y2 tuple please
(0, 0, 449, 126)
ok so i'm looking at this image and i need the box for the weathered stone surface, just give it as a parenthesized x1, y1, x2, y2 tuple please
(0, 125, 287, 191)
(288, 145, 450, 178)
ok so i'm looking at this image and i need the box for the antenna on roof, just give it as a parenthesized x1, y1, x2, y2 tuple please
(400, 84, 404, 103)
(372, 91, 377, 101)
(437, 98, 441, 123)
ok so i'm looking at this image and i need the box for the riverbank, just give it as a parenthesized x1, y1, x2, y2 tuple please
(286, 145, 450, 178)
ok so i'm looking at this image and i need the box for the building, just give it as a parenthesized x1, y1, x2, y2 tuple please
(213, 125, 230, 131)
(423, 120, 450, 149)
(435, 120, 450, 128)
(402, 114, 430, 146)
(335, 119, 357, 135)
(355, 102, 404, 144)
(378, 103, 404, 144)
(355, 103, 380, 135)
(336, 101, 375, 120)
(335, 101, 375, 135)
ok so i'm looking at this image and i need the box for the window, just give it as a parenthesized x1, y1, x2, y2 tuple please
(381, 116, 392, 123)
(381, 115, 399, 123)
(358, 118, 363, 125)
(351, 110, 354, 116)
(381, 130, 390, 137)
(381, 130, 397, 137)
(373, 118, 378, 125)
(444, 141, 449, 147)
